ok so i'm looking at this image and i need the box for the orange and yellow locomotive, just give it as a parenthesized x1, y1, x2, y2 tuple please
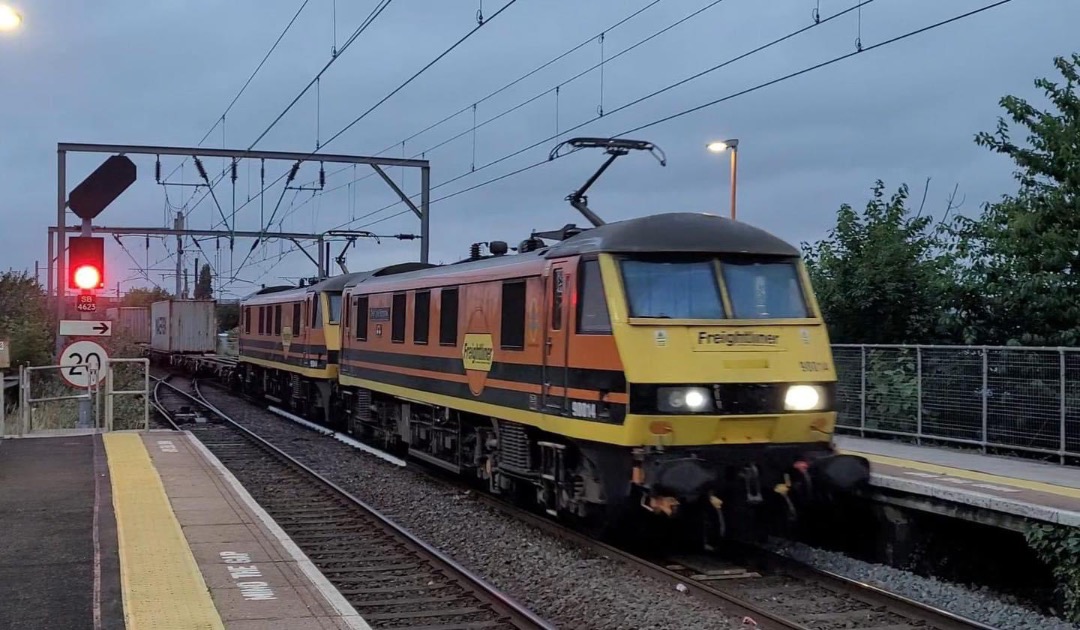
(234, 138, 870, 542)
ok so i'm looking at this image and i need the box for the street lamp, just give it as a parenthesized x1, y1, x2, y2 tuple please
(707, 139, 739, 220)
(0, 4, 22, 32)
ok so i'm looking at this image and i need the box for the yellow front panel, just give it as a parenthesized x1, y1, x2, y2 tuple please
(591, 253, 836, 447)
(623, 412, 836, 446)
(613, 322, 835, 385)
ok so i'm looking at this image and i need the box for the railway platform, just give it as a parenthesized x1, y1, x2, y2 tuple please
(0, 431, 368, 630)
(836, 435, 1080, 530)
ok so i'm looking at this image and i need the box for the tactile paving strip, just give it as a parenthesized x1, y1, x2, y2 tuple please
(104, 433, 225, 629)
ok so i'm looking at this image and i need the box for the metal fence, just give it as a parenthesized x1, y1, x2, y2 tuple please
(1, 358, 149, 437)
(832, 344, 1080, 463)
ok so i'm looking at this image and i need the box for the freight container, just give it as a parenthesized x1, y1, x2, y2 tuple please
(105, 307, 150, 344)
(150, 300, 217, 353)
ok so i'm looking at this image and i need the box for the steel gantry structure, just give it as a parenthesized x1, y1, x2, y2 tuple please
(53, 142, 431, 354)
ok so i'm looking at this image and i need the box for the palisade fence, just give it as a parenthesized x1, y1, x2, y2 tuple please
(832, 344, 1080, 464)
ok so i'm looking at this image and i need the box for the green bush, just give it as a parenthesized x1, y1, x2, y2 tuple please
(1025, 522, 1080, 622)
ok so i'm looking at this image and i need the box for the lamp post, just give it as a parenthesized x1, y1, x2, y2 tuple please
(0, 4, 23, 32)
(707, 139, 739, 220)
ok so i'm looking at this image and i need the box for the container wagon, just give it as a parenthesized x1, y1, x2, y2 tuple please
(105, 307, 150, 344)
(150, 299, 217, 354)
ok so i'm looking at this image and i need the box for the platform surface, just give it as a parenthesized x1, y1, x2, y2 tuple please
(139, 431, 367, 629)
(0, 434, 124, 630)
(0, 431, 368, 629)
(837, 435, 1080, 527)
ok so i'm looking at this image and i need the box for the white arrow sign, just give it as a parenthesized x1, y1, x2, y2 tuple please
(59, 340, 109, 389)
(59, 320, 112, 337)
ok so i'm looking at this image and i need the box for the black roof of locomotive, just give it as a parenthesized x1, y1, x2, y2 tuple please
(545, 212, 799, 258)
(336, 212, 800, 292)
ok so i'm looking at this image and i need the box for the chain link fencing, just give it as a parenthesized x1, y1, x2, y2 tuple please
(833, 344, 1080, 464)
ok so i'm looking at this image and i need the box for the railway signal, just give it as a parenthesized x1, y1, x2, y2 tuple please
(68, 236, 105, 290)
(68, 154, 137, 220)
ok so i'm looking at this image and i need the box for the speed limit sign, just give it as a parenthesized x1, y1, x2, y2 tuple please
(60, 340, 109, 389)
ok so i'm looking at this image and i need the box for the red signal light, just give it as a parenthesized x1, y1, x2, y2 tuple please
(73, 264, 101, 290)
(68, 236, 105, 290)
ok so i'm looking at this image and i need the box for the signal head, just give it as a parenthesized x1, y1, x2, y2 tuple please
(68, 236, 105, 290)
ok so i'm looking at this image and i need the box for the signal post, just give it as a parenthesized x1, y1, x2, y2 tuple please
(57, 153, 133, 426)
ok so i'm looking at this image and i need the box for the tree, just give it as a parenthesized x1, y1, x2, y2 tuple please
(946, 53, 1080, 346)
(0, 271, 52, 367)
(801, 180, 958, 344)
(216, 303, 239, 333)
(195, 264, 213, 299)
(122, 287, 172, 308)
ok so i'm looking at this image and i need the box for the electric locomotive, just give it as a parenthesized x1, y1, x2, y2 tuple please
(305, 138, 871, 543)
(234, 264, 431, 421)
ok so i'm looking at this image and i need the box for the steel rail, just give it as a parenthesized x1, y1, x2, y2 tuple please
(465, 485, 998, 630)
(149, 375, 182, 431)
(157, 377, 554, 630)
(188, 374, 1001, 630)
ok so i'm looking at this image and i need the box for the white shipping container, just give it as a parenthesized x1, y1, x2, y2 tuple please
(150, 300, 217, 353)
(105, 307, 150, 344)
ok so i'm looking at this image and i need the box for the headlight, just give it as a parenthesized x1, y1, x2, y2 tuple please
(657, 386, 714, 413)
(785, 384, 825, 411)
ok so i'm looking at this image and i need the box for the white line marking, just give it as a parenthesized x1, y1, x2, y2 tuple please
(92, 436, 103, 630)
(184, 432, 372, 630)
(267, 406, 407, 467)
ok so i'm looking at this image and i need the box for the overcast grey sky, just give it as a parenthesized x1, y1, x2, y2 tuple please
(0, 0, 1075, 298)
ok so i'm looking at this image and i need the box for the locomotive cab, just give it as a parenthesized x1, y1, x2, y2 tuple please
(540, 212, 870, 542)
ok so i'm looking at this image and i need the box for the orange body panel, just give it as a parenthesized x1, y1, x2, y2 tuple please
(340, 253, 626, 423)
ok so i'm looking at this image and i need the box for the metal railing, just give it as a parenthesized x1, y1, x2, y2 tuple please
(2, 358, 150, 436)
(105, 358, 150, 431)
(832, 344, 1080, 464)
(17, 363, 101, 435)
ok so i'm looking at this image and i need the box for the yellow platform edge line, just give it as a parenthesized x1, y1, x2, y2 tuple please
(842, 449, 1080, 499)
(103, 433, 225, 630)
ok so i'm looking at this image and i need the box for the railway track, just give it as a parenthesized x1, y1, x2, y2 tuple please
(151, 376, 554, 630)
(181, 376, 1000, 630)
(463, 486, 997, 630)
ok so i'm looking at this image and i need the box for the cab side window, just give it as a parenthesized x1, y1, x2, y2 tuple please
(577, 259, 612, 334)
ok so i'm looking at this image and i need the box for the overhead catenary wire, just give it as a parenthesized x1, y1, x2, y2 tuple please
(233, 0, 880, 273)
(160, 0, 313, 188)
(173, 0, 398, 232)
(203, 0, 1015, 293)
(247, 0, 396, 150)
(351, 0, 1015, 232)
(346, 0, 876, 229)
(194, 0, 529, 288)
(151, 0, 854, 288)
(316, 0, 663, 182)
(280, 0, 720, 220)
(188, 0, 518, 245)
(313, 0, 523, 154)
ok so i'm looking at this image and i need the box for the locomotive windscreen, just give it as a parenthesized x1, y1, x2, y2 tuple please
(620, 257, 724, 319)
(721, 259, 808, 319)
(618, 255, 809, 320)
